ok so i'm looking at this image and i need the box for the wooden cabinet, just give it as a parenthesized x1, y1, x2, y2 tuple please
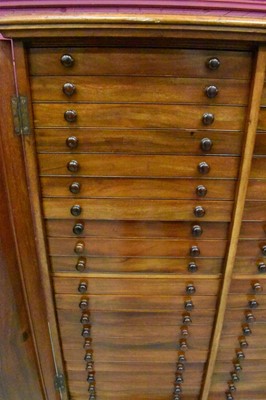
(0, 13, 266, 400)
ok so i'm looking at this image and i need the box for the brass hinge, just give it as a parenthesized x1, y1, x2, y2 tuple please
(11, 95, 31, 135)
(54, 373, 66, 392)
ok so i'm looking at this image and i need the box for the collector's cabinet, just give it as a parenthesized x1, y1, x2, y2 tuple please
(0, 15, 265, 400)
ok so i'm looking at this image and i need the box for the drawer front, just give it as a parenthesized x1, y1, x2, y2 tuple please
(236, 240, 266, 257)
(243, 201, 266, 221)
(250, 157, 266, 179)
(239, 222, 266, 238)
(254, 132, 266, 155)
(246, 180, 266, 200)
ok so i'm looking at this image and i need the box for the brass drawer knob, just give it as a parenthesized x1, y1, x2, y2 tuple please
(87, 373, 95, 382)
(175, 374, 183, 384)
(80, 313, 90, 324)
(242, 323, 252, 336)
(184, 299, 194, 311)
(70, 181, 81, 194)
(182, 313, 192, 325)
(248, 299, 259, 309)
(174, 384, 182, 394)
(84, 339, 92, 349)
(61, 54, 74, 67)
(188, 262, 198, 273)
(86, 361, 94, 370)
(207, 57, 220, 70)
(73, 223, 84, 235)
(89, 395, 96, 400)
(174, 396, 181, 400)
(63, 82, 76, 97)
(66, 136, 79, 149)
(74, 241, 85, 254)
(198, 161, 210, 174)
(78, 281, 88, 294)
(186, 284, 196, 295)
(194, 206, 205, 218)
(179, 338, 188, 350)
(230, 372, 240, 382)
(190, 245, 200, 257)
(196, 185, 207, 197)
(252, 282, 263, 292)
(205, 85, 219, 99)
(258, 262, 266, 273)
(192, 224, 202, 237)
(261, 245, 266, 256)
(82, 327, 91, 338)
(64, 110, 77, 122)
(200, 137, 213, 151)
(76, 257, 86, 272)
(239, 336, 248, 349)
(84, 352, 93, 362)
(71, 205, 82, 216)
(225, 391, 234, 400)
(176, 363, 185, 372)
(245, 311, 256, 323)
(79, 299, 89, 310)
(234, 363, 242, 372)
(177, 352, 186, 363)
(202, 113, 214, 125)
(236, 349, 245, 360)
(67, 160, 79, 173)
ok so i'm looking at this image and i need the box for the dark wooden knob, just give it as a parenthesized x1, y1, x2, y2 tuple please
(230, 372, 240, 382)
(74, 241, 85, 254)
(71, 204, 82, 216)
(207, 57, 220, 70)
(178, 352, 186, 363)
(66, 136, 79, 149)
(239, 336, 248, 349)
(174, 384, 182, 394)
(242, 323, 252, 336)
(69, 181, 81, 194)
(252, 282, 263, 292)
(64, 110, 77, 122)
(245, 311, 256, 323)
(258, 262, 266, 273)
(196, 184, 207, 197)
(261, 245, 266, 256)
(73, 223, 84, 235)
(225, 392, 234, 400)
(202, 113, 214, 125)
(76, 257, 86, 272)
(233, 363, 242, 372)
(176, 363, 185, 372)
(186, 284, 196, 295)
(61, 54, 74, 67)
(84, 339, 92, 349)
(194, 206, 205, 218)
(78, 281, 88, 294)
(198, 161, 210, 174)
(184, 299, 194, 311)
(86, 361, 94, 370)
(81, 327, 91, 337)
(192, 224, 203, 237)
(248, 299, 259, 309)
(236, 349, 245, 360)
(179, 338, 188, 350)
(84, 352, 93, 362)
(175, 374, 183, 384)
(67, 160, 79, 173)
(63, 82, 76, 96)
(190, 245, 200, 257)
(205, 85, 219, 98)
(80, 313, 90, 324)
(79, 299, 88, 310)
(188, 262, 198, 273)
(182, 313, 192, 325)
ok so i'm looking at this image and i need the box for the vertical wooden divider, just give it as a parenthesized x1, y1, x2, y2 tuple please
(201, 46, 266, 400)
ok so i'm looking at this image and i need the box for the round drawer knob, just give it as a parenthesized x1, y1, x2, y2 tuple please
(196, 185, 207, 197)
(74, 241, 85, 254)
(69, 181, 81, 194)
(205, 85, 219, 99)
(73, 223, 84, 235)
(236, 349, 245, 360)
(175, 374, 183, 384)
(248, 299, 259, 309)
(67, 160, 79, 173)
(80, 313, 90, 324)
(174, 384, 182, 394)
(245, 311, 255, 323)
(61, 54, 74, 67)
(184, 299, 194, 311)
(79, 299, 88, 310)
(207, 57, 220, 70)
(202, 113, 214, 126)
(258, 262, 266, 273)
(242, 324, 252, 336)
(76, 257, 86, 272)
(192, 224, 203, 237)
(86, 361, 94, 371)
(186, 284, 196, 295)
(234, 363, 242, 372)
(176, 363, 185, 372)
(87, 373, 95, 382)
(84, 339, 92, 349)
(178, 352, 186, 363)
(88, 383, 95, 393)
(201, 137, 213, 152)
(194, 206, 205, 218)
(174, 396, 181, 400)
(78, 281, 88, 294)
(190, 245, 200, 257)
(239, 336, 248, 349)
(252, 282, 263, 292)
(63, 82, 76, 96)
(180, 326, 189, 336)
(198, 161, 210, 174)
(261, 245, 266, 256)
(82, 327, 91, 337)
(84, 352, 93, 362)
(230, 372, 240, 382)
(64, 110, 77, 122)
(182, 313, 192, 325)
(66, 136, 79, 149)
(228, 382, 236, 392)
(188, 262, 198, 273)
(225, 391, 234, 400)
(89, 395, 96, 400)
(179, 338, 188, 350)
(71, 204, 82, 216)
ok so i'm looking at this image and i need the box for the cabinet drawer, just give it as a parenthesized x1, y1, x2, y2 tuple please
(219, 335, 266, 349)
(227, 294, 266, 309)
(230, 278, 266, 294)
(224, 308, 266, 323)
(239, 222, 266, 238)
(233, 257, 266, 274)
(41, 177, 236, 200)
(36, 128, 243, 155)
(250, 157, 266, 179)
(236, 240, 266, 257)
(43, 198, 234, 221)
(246, 180, 266, 201)
(217, 346, 266, 360)
(29, 48, 252, 78)
(33, 103, 246, 130)
(254, 132, 266, 155)
(243, 201, 266, 221)
(38, 154, 240, 178)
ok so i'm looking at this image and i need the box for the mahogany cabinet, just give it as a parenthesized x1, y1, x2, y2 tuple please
(0, 13, 266, 400)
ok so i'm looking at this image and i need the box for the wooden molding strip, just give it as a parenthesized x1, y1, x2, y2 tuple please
(201, 45, 266, 400)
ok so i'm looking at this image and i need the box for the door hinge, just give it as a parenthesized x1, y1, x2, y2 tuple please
(54, 373, 66, 392)
(11, 95, 31, 135)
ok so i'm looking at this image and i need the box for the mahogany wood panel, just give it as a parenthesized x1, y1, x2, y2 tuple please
(209, 393, 266, 400)
(70, 394, 198, 400)
(28, 48, 252, 78)
(36, 128, 244, 154)
(43, 198, 234, 221)
(50, 256, 224, 274)
(33, 103, 246, 130)
(30, 76, 249, 105)
(38, 154, 240, 178)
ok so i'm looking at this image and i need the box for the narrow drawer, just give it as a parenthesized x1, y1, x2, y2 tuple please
(246, 180, 266, 201)
(29, 48, 252, 79)
(250, 157, 266, 179)
(230, 278, 266, 294)
(219, 335, 266, 349)
(236, 240, 266, 258)
(239, 222, 266, 238)
(233, 257, 266, 275)
(227, 294, 266, 309)
(254, 132, 266, 155)
(243, 201, 266, 221)
(217, 346, 266, 360)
